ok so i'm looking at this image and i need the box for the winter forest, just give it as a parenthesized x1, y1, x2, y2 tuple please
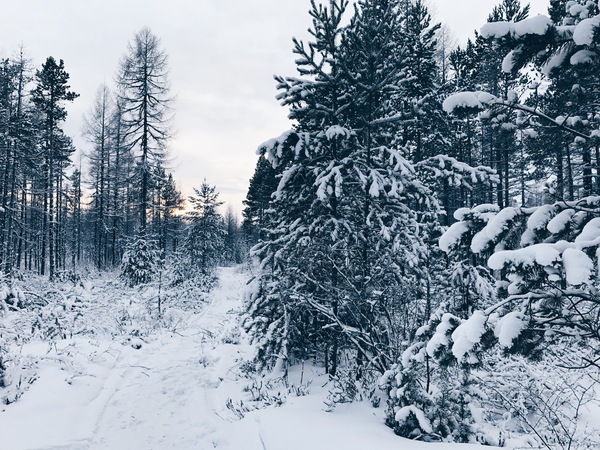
(2, 0, 600, 449)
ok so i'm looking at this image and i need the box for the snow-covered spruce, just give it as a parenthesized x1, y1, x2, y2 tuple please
(440, 196, 600, 359)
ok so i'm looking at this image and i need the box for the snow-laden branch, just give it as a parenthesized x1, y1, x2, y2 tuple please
(443, 91, 592, 140)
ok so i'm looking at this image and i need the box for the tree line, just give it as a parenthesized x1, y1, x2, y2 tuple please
(0, 28, 243, 282)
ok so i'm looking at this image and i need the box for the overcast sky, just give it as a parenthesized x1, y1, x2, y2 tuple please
(0, 0, 549, 214)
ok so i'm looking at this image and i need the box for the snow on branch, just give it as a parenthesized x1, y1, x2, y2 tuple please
(416, 154, 498, 190)
(442, 91, 497, 114)
(572, 16, 600, 46)
(443, 197, 600, 294)
(443, 92, 592, 140)
(257, 131, 308, 168)
(480, 15, 553, 39)
(394, 406, 433, 434)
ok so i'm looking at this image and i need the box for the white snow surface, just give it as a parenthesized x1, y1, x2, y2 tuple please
(573, 16, 600, 46)
(494, 312, 527, 348)
(480, 15, 553, 39)
(562, 248, 594, 285)
(451, 311, 487, 361)
(0, 267, 488, 450)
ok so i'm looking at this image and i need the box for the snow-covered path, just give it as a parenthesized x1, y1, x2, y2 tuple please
(2, 267, 491, 450)
(89, 266, 254, 450)
(90, 267, 249, 449)
(1, 267, 253, 450)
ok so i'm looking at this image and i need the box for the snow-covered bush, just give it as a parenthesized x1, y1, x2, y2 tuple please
(381, 304, 492, 443)
(221, 326, 241, 345)
(242, 273, 290, 373)
(0, 276, 27, 398)
(324, 356, 382, 411)
(475, 346, 600, 449)
(0, 330, 7, 390)
(0, 276, 25, 311)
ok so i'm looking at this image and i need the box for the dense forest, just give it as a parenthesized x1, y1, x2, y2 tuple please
(242, 0, 600, 447)
(1, 0, 600, 448)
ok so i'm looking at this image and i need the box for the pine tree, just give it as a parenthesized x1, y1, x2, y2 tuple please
(30, 56, 78, 278)
(0, 51, 34, 275)
(245, 0, 495, 378)
(242, 155, 278, 244)
(223, 205, 243, 265)
(245, 0, 352, 374)
(68, 167, 83, 267)
(120, 236, 161, 286)
(182, 180, 225, 277)
(158, 172, 183, 254)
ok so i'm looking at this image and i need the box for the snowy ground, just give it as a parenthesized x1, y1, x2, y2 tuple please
(1, 267, 493, 450)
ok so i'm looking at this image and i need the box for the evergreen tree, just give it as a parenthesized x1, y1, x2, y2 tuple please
(30, 56, 78, 278)
(68, 167, 83, 267)
(242, 154, 278, 244)
(0, 50, 34, 275)
(158, 172, 183, 254)
(245, 0, 495, 378)
(182, 180, 225, 277)
(120, 236, 161, 286)
(223, 204, 243, 265)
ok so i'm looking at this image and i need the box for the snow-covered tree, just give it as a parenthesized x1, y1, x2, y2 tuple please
(182, 180, 225, 277)
(245, 0, 496, 381)
(83, 83, 114, 269)
(242, 155, 278, 245)
(31, 56, 78, 278)
(381, 303, 491, 442)
(120, 236, 161, 287)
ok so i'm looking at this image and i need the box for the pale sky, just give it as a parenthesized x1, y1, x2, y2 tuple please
(0, 0, 549, 214)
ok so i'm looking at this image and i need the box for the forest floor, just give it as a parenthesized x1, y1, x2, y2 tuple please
(1, 266, 501, 450)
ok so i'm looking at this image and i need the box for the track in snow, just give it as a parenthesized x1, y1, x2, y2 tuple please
(90, 266, 251, 450)
(1, 266, 253, 450)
